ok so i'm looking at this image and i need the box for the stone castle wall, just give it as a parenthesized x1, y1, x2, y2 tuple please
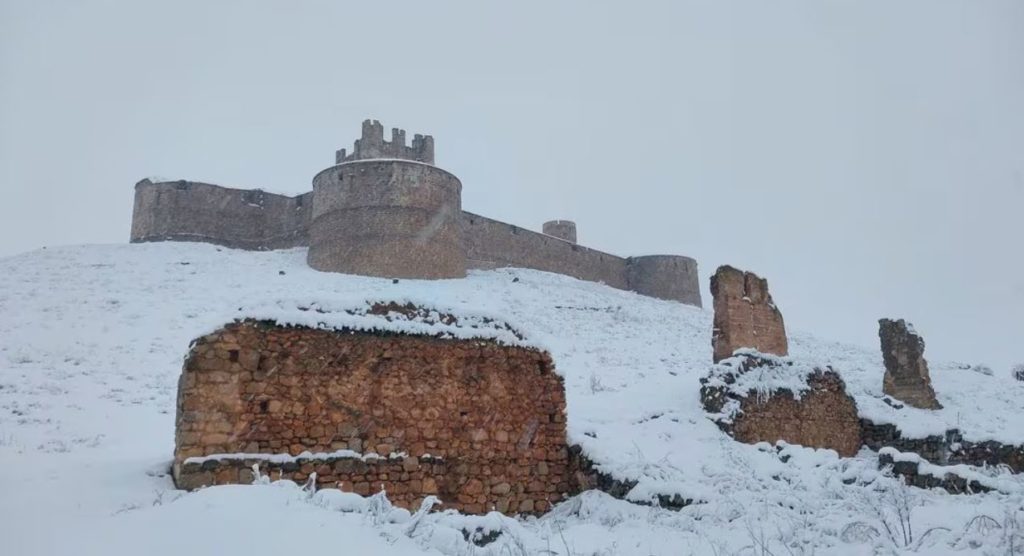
(174, 320, 574, 515)
(131, 180, 312, 250)
(308, 160, 466, 279)
(461, 212, 630, 290)
(130, 120, 703, 306)
(131, 179, 703, 305)
(626, 255, 702, 308)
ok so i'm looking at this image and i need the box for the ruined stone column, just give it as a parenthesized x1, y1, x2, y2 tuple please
(878, 318, 942, 409)
(710, 265, 788, 362)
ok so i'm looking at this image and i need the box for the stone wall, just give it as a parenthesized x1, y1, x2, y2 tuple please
(542, 220, 578, 243)
(626, 255, 703, 308)
(710, 265, 788, 362)
(878, 449, 995, 494)
(174, 320, 573, 515)
(308, 160, 466, 279)
(700, 354, 862, 457)
(861, 420, 1024, 473)
(131, 180, 312, 250)
(461, 212, 630, 290)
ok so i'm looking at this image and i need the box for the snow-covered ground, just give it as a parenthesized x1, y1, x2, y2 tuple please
(1, 243, 1022, 555)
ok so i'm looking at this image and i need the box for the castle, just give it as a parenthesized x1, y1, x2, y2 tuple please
(131, 119, 702, 306)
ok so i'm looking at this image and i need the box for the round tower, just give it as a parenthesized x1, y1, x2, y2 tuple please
(308, 120, 466, 279)
(542, 220, 577, 243)
(626, 255, 702, 307)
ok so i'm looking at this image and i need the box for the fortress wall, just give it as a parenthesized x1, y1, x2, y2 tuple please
(308, 160, 465, 279)
(131, 180, 311, 250)
(626, 255, 702, 307)
(461, 211, 630, 290)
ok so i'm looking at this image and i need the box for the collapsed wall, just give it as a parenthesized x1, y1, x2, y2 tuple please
(174, 316, 573, 515)
(700, 353, 862, 457)
(131, 180, 312, 250)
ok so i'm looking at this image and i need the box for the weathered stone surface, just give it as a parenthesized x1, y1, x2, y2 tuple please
(878, 318, 942, 410)
(710, 266, 788, 363)
(700, 354, 861, 457)
(173, 319, 573, 515)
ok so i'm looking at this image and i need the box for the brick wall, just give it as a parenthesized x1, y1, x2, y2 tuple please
(174, 320, 573, 515)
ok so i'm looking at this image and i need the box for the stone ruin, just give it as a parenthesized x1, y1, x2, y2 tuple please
(700, 353, 862, 457)
(878, 318, 942, 410)
(710, 265, 788, 363)
(174, 306, 576, 515)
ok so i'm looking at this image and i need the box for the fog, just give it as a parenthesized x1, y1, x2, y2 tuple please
(1, 0, 1021, 370)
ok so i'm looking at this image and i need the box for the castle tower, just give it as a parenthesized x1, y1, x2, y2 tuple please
(309, 119, 466, 279)
(542, 220, 577, 243)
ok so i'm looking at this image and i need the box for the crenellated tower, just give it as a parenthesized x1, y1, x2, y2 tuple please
(334, 119, 435, 165)
(309, 119, 465, 279)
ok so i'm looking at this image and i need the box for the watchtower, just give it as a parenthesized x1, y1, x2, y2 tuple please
(309, 119, 466, 279)
(542, 220, 577, 243)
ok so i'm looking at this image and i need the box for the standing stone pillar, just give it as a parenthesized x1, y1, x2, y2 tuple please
(710, 265, 788, 363)
(878, 318, 942, 409)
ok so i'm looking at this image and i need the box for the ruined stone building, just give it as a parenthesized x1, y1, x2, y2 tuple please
(175, 305, 577, 515)
(131, 119, 702, 307)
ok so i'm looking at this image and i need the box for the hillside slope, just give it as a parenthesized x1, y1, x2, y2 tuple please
(1, 243, 1022, 555)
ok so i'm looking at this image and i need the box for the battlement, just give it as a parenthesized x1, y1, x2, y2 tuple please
(334, 119, 435, 165)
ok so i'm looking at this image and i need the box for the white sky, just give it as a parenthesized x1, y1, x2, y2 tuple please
(1, 0, 1022, 371)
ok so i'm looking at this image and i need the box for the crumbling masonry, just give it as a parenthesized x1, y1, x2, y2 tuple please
(174, 318, 576, 515)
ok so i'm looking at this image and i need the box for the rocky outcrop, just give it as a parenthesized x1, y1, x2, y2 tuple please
(710, 266, 788, 363)
(878, 318, 942, 409)
(700, 353, 862, 457)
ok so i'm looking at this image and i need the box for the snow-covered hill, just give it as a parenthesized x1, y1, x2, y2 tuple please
(1, 243, 1022, 555)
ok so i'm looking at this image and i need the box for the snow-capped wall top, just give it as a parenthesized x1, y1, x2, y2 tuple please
(231, 299, 538, 349)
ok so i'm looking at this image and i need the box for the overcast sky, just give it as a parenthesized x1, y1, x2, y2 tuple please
(1, 0, 1021, 371)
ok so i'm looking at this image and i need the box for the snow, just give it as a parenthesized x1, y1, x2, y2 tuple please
(1, 242, 1023, 555)
(183, 449, 411, 465)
